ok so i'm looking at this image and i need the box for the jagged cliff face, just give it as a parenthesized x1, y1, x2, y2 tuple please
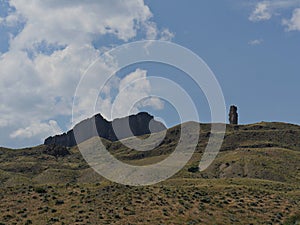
(44, 112, 166, 147)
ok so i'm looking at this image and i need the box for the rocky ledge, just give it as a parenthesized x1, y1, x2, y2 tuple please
(44, 112, 166, 147)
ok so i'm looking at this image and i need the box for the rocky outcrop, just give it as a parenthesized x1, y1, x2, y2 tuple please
(229, 105, 238, 125)
(44, 112, 166, 147)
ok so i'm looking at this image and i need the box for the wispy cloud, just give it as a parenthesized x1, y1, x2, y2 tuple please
(249, 0, 300, 32)
(249, 0, 300, 21)
(282, 8, 300, 31)
(249, 2, 272, 22)
(248, 39, 264, 45)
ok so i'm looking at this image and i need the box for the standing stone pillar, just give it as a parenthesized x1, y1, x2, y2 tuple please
(229, 105, 238, 125)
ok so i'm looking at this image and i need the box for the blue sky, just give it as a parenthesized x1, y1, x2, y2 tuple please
(146, 0, 300, 124)
(0, 0, 300, 148)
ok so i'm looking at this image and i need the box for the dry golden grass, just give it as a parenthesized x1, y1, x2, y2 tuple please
(0, 121, 299, 224)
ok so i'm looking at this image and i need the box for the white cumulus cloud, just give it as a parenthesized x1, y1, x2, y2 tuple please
(0, 0, 172, 148)
(10, 120, 62, 140)
(96, 68, 165, 121)
(7, 0, 154, 48)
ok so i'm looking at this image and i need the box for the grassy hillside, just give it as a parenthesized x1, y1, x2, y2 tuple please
(0, 122, 299, 224)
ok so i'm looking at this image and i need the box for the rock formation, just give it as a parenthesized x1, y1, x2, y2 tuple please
(229, 105, 238, 125)
(44, 112, 166, 147)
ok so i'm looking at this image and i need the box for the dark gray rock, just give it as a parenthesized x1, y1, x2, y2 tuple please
(229, 105, 238, 125)
(44, 112, 166, 147)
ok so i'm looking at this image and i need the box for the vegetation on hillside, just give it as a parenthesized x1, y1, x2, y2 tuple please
(0, 122, 299, 224)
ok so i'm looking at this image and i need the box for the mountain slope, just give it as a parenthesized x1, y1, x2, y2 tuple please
(0, 121, 299, 224)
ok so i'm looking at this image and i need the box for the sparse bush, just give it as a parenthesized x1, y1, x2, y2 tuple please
(25, 220, 32, 225)
(51, 209, 57, 213)
(114, 214, 121, 219)
(49, 217, 59, 222)
(200, 196, 211, 203)
(55, 200, 64, 205)
(34, 187, 47, 194)
(284, 212, 300, 225)
(188, 166, 199, 173)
